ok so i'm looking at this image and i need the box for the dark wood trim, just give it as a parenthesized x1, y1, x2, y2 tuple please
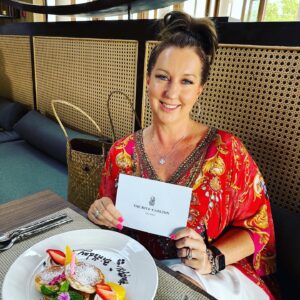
(135, 40, 145, 130)
(0, 190, 88, 232)
(257, 0, 266, 22)
(0, 19, 298, 46)
(218, 22, 300, 46)
(29, 36, 37, 109)
(173, 3, 183, 12)
(214, 0, 220, 17)
(205, 0, 210, 17)
(0, 19, 160, 40)
(0, 190, 70, 232)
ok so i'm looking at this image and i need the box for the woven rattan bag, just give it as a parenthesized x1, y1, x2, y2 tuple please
(52, 100, 111, 212)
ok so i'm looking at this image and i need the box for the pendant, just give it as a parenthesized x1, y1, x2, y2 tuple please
(159, 158, 166, 165)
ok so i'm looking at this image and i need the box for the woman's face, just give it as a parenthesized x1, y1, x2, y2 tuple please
(147, 46, 203, 126)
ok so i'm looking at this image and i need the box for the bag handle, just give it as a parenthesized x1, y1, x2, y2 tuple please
(107, 91, 142, 143)
(51, 100, 103, 142)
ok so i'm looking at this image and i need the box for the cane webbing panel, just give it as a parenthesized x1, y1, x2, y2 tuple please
(0, 35, 33, 107)
(143, 42, 300, 214)
(34, 37, 138, 140)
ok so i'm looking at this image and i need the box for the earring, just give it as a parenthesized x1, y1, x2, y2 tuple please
(192, 100, 201, 118)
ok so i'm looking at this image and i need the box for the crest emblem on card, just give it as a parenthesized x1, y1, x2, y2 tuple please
(149, 196, 156, 206)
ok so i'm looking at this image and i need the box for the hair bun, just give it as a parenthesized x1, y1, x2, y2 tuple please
(159, 11, 218, 65)
(159, 11, 193, 40)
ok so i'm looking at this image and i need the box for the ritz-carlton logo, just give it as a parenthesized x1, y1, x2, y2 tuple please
(149, 196, 156, 206)
(133, 196, 169, 215)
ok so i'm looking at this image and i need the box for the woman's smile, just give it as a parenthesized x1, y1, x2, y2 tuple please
(159, 100, 181, 112)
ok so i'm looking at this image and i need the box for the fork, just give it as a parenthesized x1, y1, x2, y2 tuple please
(0, 217, 72, 251)
(0, 213, 68, 242)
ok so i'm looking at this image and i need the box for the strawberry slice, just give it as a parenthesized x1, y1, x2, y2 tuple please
(96, 283, 117, 300)
(96, 283, 112, 291)
(46, 249, 66, 266)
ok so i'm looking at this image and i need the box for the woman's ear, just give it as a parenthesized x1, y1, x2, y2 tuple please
(146, 74, 150, 87)
(198, 85, 204, 97)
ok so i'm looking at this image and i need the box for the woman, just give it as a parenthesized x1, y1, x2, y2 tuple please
(88, 11, 276, 300)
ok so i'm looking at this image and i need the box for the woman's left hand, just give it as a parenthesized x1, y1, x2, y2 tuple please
(172, 227, 211, 275)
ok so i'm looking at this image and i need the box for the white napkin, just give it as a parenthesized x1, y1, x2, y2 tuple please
(169, 263, 269, 300)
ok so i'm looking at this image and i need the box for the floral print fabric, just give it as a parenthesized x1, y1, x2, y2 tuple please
(99, 129, 276, 299)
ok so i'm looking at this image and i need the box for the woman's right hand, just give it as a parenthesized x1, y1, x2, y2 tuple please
(88, 197, 124, 230)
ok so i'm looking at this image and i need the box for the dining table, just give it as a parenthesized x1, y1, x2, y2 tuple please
(0, 190, 215, 300)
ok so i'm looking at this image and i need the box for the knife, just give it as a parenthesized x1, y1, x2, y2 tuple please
(0, 217, 73, 251)
(1, 213, 68, 242)
(17, 217, 73, 241)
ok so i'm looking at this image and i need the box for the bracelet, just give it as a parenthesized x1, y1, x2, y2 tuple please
(206, 249, 218, 275)
(208, 245, 226, 274)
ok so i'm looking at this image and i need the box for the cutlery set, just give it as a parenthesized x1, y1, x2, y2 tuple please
(0, 213, 72, 251)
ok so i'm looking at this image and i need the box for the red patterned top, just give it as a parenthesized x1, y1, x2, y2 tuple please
(99, 128, 276, 299)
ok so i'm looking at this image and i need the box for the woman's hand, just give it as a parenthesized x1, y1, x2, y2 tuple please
(88, 197, 124, 230)
(172, 227, 211, 275)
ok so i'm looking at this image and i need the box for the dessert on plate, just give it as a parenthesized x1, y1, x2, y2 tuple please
(35, 246, 126, 300)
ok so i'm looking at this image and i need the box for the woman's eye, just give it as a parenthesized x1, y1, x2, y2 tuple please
(182, 79, 193, 85)
(155, 74, 168, 81)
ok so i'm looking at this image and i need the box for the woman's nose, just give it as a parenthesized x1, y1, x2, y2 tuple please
(164, 81, 179, 99)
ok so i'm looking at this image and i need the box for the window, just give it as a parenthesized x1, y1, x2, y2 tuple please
(148, 10, 155, 19)
(104, 16, 118, 20)
(264, 0, 300, 21)
(183, 0, 196, 16)
(218, 0, 245, 20)
(245, 0, 261, 21)
(47, 0, 56, 22)
(209, 0, 217, 16)
(157, 6, 173, 19)
(194, 0, 207, 17)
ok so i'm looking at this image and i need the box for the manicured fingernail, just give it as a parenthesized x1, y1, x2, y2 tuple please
(118, 216, 124, 223)
(169, 234, 176, 240)
(116, 223, 123, 230)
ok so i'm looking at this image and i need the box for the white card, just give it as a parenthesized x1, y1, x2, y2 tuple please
(116, 174, 192, 237)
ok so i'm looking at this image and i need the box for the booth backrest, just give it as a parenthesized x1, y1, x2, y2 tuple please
(0, 35, 34, 108)
(33, 37, 139, 140)
(142, 42, 300, 216)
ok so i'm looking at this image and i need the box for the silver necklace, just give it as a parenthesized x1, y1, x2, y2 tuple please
(151, 133, 186, 165)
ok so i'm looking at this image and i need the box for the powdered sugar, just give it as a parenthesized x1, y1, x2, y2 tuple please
(40, 267, 64, 283)
(66, 262, 100, 286)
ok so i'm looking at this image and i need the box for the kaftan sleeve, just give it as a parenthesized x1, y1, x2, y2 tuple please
(98, 134, 135, 203)
(228, 136, 276, 276)
(99, 144, 118, 202)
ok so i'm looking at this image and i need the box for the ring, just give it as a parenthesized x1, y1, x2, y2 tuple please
(186, 247, 193, 260)
(94, 209, 100, 219)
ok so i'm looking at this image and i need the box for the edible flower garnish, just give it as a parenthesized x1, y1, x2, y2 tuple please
(58, 292, 70, 300)
(49, 273, 66, 285)
(41, 280, 83, 300)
